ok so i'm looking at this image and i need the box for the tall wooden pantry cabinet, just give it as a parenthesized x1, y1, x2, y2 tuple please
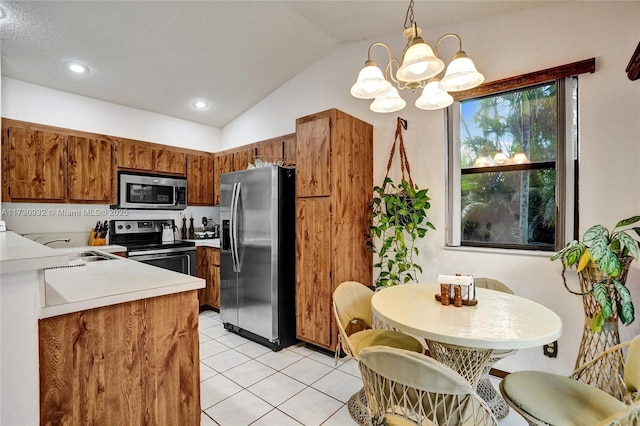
(295, 109, 373, 351)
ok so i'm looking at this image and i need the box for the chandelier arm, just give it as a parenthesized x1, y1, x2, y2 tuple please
(435, 33, 463, 56)
(368, 42, 400, 85)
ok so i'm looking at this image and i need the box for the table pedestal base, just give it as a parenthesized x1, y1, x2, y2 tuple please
(425, 340, 492, 387)
(347, 387, 369, 426)
(426, 340, 511, 419)
(477, 375, 510, 420)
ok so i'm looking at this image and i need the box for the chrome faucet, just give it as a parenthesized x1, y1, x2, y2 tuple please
(43, 238, 71, 246)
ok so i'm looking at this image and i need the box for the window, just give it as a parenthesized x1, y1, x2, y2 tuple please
(446, 60, 595, 251)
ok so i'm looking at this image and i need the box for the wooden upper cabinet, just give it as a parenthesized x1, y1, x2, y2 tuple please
(255, 133, 296, 167)
(214, 153, 234, 205)
(5, 124, 67, 201)
(187, 153, 214, 206)
(283, 133, 296, 166)
(117, 140, 153, 171)
(255, 137, 284, 161)
(154, 148, 186, 175)
(232, 146, 255, 172)
(67, 136, 115, 203)
(296, 115, 331, 197)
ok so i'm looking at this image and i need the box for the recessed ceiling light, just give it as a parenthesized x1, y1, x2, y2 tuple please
(0, 7, 6, 19)
(192, 100, 210, 110)
(66, 62, 89, 74)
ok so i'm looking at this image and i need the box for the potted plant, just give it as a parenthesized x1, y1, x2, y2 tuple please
(367, 178, 435, 288)
(551, 215, 640, 332)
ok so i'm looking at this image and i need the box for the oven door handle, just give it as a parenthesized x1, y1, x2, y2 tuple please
(128, 252, 193, 276)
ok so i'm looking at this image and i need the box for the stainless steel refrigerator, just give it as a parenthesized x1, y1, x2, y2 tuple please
(219, 165, 296, 351)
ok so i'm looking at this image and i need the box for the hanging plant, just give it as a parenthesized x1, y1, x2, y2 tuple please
(368, 178, 435, 288)
(367, 118, 435, 288)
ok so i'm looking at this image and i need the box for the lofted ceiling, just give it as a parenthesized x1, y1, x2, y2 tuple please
(0, 1, 565, 129)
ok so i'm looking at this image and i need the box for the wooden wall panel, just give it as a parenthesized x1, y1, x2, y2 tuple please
(39, 291, 200, 426)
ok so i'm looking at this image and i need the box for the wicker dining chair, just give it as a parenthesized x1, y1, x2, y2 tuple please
(358, 345, 498, 426)
(333, 281, 423, 425)
(333, 281, 423, 362)
(500, 335, 640, 425)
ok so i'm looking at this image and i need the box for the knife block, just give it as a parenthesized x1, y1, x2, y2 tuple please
(88, 229, 106, 246)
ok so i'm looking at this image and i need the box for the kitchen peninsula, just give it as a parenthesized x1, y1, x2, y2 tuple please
(0, 231, 205, 425)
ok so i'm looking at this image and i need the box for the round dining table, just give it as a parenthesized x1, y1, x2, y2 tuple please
(371, 283, 562, 404)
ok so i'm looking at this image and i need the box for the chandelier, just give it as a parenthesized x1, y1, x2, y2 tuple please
(350, 0, 485, 112)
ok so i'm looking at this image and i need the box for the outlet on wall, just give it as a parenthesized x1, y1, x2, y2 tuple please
(543, 341, 558, 358)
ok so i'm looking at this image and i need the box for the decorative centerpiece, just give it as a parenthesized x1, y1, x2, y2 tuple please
(551, 215, 639, 369)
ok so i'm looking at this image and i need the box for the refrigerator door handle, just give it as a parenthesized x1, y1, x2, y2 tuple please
(229, 182, 238, 272)
(230, 181, 242, 272)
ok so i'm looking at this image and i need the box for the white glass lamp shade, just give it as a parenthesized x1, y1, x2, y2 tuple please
(415, 80, 454, 110)
(439, 51, 485, 92)
(350, 62, 392, 99)
(396, 38, 444, 83)
(370, 87, 406, 113)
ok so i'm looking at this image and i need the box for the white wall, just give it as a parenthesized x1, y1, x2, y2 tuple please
(2, 78, 222, 152)
(222, 1, 640, 374)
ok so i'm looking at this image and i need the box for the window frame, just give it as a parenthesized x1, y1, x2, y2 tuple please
(445, 59, 595, 252)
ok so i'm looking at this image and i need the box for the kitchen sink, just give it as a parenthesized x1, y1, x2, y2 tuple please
(67, 250, 118, 263)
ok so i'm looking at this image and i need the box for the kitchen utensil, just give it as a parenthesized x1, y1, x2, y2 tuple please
(162, 223, 175, 243)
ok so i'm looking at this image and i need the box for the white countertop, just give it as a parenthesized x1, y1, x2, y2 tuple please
(0, 231, 68, 273)
(42, 255, 205, 318)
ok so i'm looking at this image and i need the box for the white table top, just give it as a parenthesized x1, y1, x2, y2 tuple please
(371, 283, 562, 350)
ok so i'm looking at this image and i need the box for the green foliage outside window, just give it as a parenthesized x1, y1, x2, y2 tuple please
(458, 82, 564, 249)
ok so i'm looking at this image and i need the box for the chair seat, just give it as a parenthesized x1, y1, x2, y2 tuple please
(383, 413, 427, 426)
(350, 329, 423, 357)
(501, 371, 627, 425)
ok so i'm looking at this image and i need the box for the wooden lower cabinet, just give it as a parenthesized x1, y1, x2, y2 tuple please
(39, 291, 200, 426)
(197, 246, 220, 309)
(295, 197, 333, 348)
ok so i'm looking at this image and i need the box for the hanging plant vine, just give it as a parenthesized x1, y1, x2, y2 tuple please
(367, 118, 435, 288)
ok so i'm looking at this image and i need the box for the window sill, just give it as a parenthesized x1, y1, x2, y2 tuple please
(443, 245, 554, 258)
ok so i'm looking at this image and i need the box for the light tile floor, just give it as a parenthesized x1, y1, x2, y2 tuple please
(198, 310, 527, 425)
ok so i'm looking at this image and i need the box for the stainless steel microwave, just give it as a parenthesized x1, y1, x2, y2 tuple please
(116, 172, 187, 210)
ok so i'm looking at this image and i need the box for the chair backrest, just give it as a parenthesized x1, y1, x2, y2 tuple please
(332, 281, 374, 330)
(332, 281, 374, 359)
(359, 345, 498, 426)
(474, 277, 514, 294)
(625, 335, 640, 402)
